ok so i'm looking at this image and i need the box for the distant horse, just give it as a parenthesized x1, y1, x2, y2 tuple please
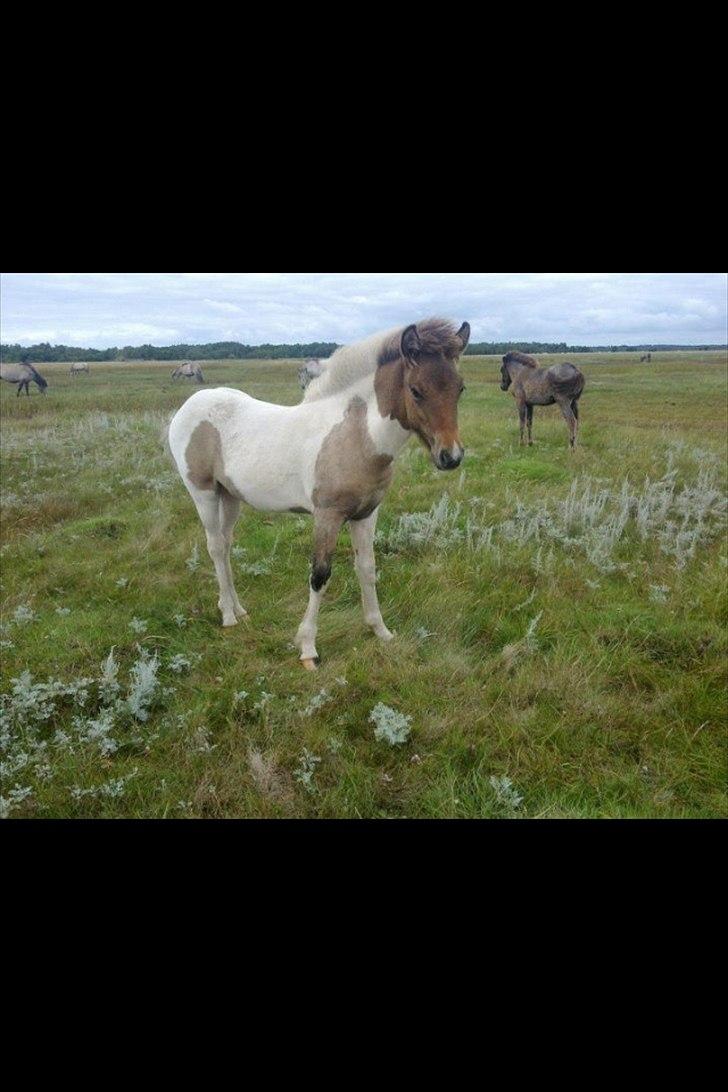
(298, 358, 330, 392)
(70, 362, 90, 378)
(0, 362, 49, 397)
(169, 318, 470, 668)
(172, 363, 205, 384)
(501, 352, 585, 451)
(640, 353, 653, 364)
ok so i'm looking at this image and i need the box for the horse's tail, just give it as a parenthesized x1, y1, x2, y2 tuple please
(196, 370, 205, 384)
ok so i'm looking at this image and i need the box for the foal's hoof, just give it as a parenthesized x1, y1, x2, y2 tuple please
(374, 626, 395, 643)
(300, 658, 320, 672)
(222, 617, 239, 629)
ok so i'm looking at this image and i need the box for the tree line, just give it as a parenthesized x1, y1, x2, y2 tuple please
(1, 340, 725, 364)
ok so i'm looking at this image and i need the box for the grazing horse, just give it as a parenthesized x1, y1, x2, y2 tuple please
(501, 352, 585, 451)
(298, 358, 330, 392)
(172, 363, 205, 384)
(0, 362, 49, 397)
(169, 318, 470, 669)
(640, 353, 653, 364)
(70, 362, 90, 378)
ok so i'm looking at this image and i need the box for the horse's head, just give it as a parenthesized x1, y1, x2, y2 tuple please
(400, 320, 470, 471)
(500, 361, 513, 392)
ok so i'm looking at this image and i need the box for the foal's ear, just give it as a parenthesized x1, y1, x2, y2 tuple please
(457, 322, 471, 353)
(401, 324, 422, 365)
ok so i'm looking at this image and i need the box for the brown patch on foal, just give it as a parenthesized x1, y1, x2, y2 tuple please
(375, 336, 465, 457)
(313, 397, 394, 522)
(308, 397, 393, 594)
(185, 421, 240, 496)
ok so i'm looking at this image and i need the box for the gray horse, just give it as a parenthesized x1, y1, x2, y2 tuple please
(298, 358, 329, 392)
(0, 362, 49, 397)
(70, 362, 90, 378)
(501, 352, 585, 450)
(172, 363, 205, 384)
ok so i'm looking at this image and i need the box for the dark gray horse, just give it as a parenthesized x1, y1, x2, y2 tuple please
(0, 362, 49, 397)
(501, 352, 585, 450)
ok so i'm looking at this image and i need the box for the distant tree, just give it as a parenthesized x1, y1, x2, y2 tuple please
(1, 340, 725, 365)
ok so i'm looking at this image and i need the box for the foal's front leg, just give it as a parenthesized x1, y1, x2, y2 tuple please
(517, 399, 528, 445)
(350, 509, 393, 642)
(295, 510, 345, 670)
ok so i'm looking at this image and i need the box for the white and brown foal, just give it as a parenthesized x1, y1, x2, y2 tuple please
(168, 318, 470, 669)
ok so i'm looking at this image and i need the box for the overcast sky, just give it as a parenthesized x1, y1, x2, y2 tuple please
(1, 272, 726, 347)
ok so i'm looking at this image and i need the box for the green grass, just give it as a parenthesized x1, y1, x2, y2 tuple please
(2, 353, 727, 819)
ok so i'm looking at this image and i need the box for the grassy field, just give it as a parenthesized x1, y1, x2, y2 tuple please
(1, 352, 726, 819)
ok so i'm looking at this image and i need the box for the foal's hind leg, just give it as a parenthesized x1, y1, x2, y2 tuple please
(572, 400, 581, 447)
(559, 400, 578, 451)
(527, 405, 534, 446)
(295, 510, 345, 670)
(219, 489, 247, 621)
(190, 488, 245, 628)
(350, 509, 393, 642)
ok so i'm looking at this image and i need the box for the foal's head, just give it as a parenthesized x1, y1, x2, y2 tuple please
(397, 320, 470, 470)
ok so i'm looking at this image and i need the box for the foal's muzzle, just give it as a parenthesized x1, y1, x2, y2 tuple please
(437, 447, 464, 471)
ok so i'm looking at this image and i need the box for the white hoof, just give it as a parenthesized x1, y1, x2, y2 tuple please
(300, 658, 319, 672)
(234, 604, 248, 620)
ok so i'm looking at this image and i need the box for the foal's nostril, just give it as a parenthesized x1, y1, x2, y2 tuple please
(439, 451, 463, 471)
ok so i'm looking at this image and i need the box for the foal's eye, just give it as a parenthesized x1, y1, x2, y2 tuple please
(411, 387, 424, 402)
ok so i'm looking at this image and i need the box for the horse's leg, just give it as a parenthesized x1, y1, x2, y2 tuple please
(219, 488, 247, 620)
(527, 405, 534, 446)
(572, 400, 580, 447)
(295, 510, 345, 670)
(518, 401, 528, 445)
(190, 488, 243, 628)
(350, 509, 393, 642)
(559, 401, 578, 451)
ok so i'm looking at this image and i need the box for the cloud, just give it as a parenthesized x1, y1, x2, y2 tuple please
(1, 272, 726, 347)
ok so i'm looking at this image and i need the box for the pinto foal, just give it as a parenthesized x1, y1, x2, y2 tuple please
(169, 319, 470, 668)
(501, 352, 586, 451)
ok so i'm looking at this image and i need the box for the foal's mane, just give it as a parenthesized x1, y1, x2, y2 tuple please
(303, 319, 464, 403)
(504, 352, 539, 369)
